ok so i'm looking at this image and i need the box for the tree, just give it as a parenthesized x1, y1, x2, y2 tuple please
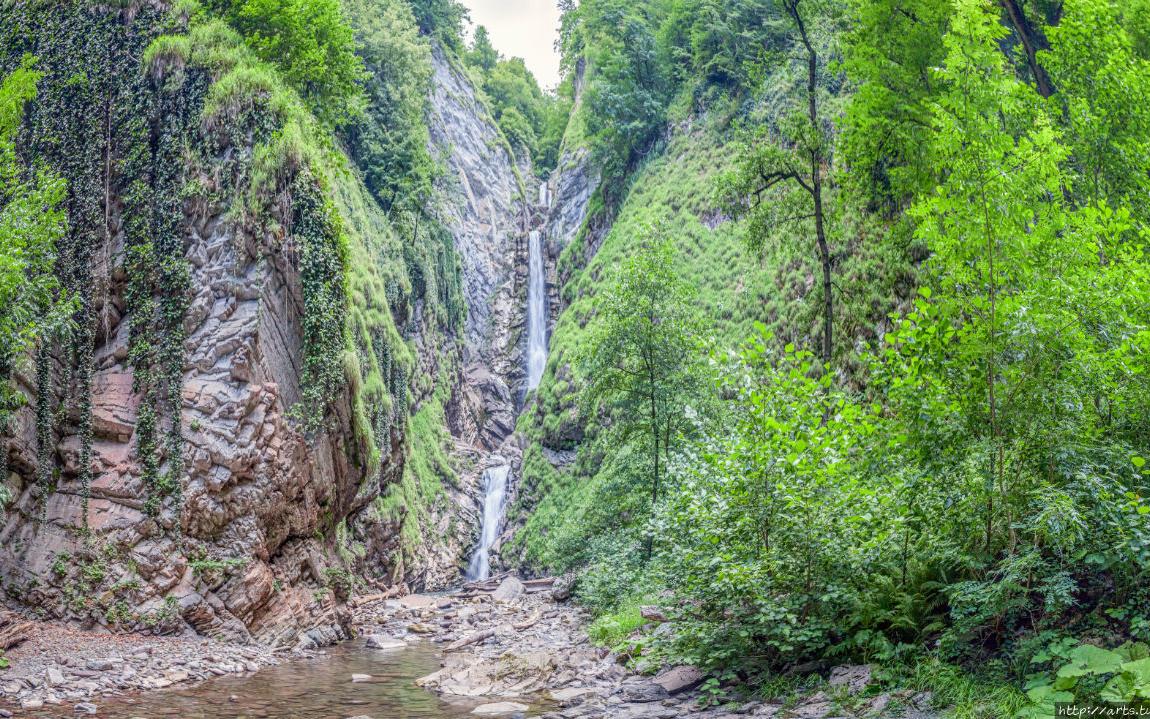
(0, 55, 70, 471)
(1040, 0, 1150, 221)
(220, 0, 366, 126)
(718, 0, 838, 369)
(840, 0, 949, 212)
(577, 230, 703, 558)
(577, 0, 670, 187)
(467, 25, 498, 73)
(406, 0, 469, 50)
(898, 0, 1150, 568)
(342, 0, 435, 213)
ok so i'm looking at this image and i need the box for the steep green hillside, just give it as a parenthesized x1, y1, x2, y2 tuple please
(506, 0, 1150, 712)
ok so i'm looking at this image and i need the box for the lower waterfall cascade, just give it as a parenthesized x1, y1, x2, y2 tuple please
(464, 462, 511, 581)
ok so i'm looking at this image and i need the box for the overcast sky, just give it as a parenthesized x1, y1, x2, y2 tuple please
(461, 0, 562, 91)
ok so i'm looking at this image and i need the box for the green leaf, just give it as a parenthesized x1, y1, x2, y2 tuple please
(1058, 645, 1123, 678)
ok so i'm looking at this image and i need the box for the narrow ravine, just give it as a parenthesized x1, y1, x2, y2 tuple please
(466, 186, 551, 582)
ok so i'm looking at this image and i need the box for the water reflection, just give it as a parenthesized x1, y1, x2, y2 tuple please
(24, 642, 518, 719)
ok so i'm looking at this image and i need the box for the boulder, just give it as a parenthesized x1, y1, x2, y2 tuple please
(491, 577, 526, 603)
(619, 682, 670, 703)
(85, 658, 120, 671)
(828, 665, 873, 695)
(653, 665, 704, 694)
(547, 687, 601, 705)
(550, 575, 575, 602)
(791, 692, 833, 719)
(640, 606, 668, 622)
(364, 635, 406, 650)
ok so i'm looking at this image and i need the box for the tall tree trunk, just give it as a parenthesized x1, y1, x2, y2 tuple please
(791, 0, 833, 369)
(1000, 0, 1054, 98)
(645, 366, 660, 562)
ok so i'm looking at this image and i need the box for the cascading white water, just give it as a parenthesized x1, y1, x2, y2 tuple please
(465, 192, 550, 582)
(526, 228, 548, 390)
(465, 463, 510, 581)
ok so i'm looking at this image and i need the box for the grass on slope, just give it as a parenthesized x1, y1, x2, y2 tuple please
(507, 101, 915, 575)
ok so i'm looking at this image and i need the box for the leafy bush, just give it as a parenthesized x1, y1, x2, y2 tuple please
(203, 0, 364, 125)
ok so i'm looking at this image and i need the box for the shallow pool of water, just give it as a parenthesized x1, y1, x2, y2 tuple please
(26, 642, 528, 719)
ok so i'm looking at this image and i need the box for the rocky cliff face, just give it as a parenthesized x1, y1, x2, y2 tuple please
(427, 45, 529, 453)
(0, 2, 529, 645)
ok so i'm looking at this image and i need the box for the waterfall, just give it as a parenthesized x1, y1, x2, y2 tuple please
(526, 229, 548, 390)
(465, 463, 511, 581)
(465, 192, 550, 582)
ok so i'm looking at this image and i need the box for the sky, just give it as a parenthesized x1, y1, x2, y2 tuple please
(461, 0, 562, 91)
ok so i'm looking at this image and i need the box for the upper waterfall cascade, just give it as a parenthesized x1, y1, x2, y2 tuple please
(526, 228, 548, 390)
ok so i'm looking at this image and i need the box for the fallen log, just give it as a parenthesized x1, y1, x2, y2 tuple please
(445, 629, 495, 651)
(513, 611, 542, 631)
(0, 610, 33, 650)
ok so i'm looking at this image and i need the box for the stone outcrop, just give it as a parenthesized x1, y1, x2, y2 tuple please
(0, 6, 532, 645)
(428, 44, 527, 452)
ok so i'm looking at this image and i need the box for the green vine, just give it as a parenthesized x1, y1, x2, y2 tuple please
(290, 171, 348, 432)
(1, 3, 193, 525)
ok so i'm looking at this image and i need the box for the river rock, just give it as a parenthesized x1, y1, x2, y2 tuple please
(472, 702, 529, 715)
(85, 658, 120, 671)
(45, 666, 66, 686)
(74, 702, 98, 715)
(620, 682, 671, 703)
(491, 577, 525, 603)
(548, 687, 601, 705)
(828, 664, 873, 694)
(653, 665, 704, 694)
(351, 674, 372, 683)
(365, 635, 406, 650)
(791, 692, 833, 719)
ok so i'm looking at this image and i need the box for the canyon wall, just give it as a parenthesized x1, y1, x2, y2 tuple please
(0, 1, 527, 645)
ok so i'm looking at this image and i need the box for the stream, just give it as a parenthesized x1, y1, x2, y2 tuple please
(22, 643, 505, 719)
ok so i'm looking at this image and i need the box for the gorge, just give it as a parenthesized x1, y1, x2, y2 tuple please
(3, 0, 1150, 717)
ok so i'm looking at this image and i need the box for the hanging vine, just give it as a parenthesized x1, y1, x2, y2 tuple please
(290, 171, 348, 433)
(1, 3, 193, 526)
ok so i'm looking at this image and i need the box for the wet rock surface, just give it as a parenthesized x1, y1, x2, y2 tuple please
(0, 582, 941, 719)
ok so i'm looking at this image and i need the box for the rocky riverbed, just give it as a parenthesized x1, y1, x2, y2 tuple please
(0, 577, 938, 718)
(352, 577, 935, 719)
(0, 622, 279, 715)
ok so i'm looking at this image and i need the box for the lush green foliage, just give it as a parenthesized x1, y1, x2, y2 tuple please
(462, 26, 570, 175)
(515, 0, 1150, 707)
(0, 55, 69, 471)
(342, 0, 434, 213)
(576, 234, 706, 557)
(202, 0, 365, 125)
